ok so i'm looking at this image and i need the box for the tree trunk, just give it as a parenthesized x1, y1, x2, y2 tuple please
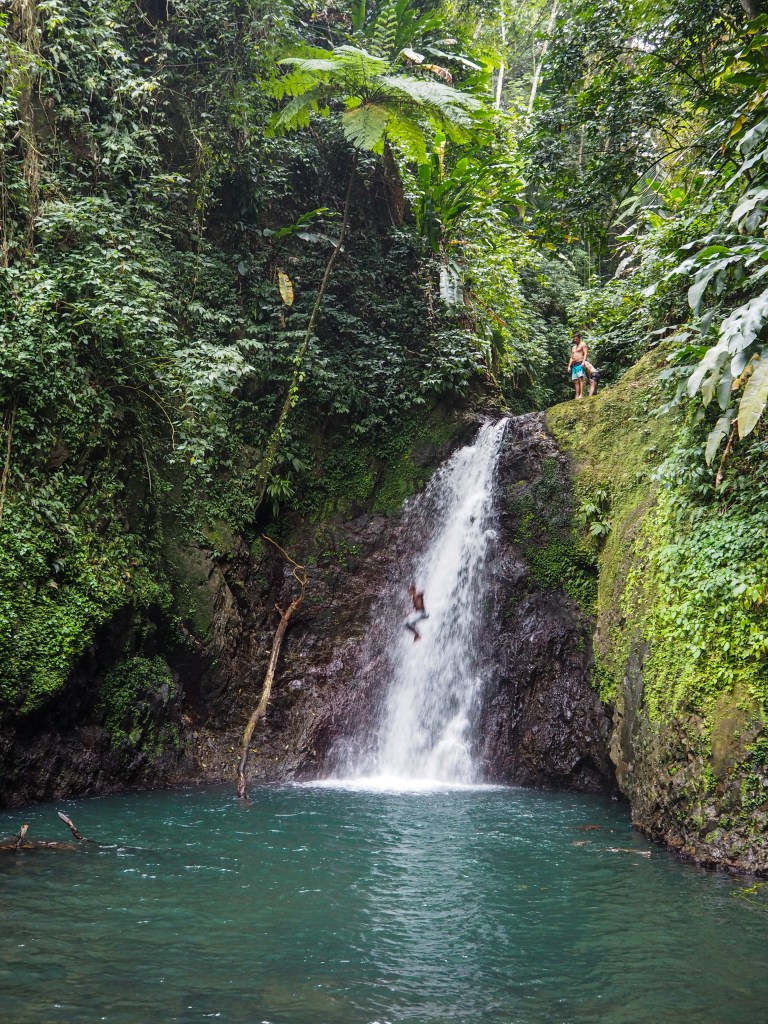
(383, 143, 405, 225)
(1, 814, 90, 852)
(494, 2, 507, 110)
(740, 0, 760, 19)
(0, 400, 16, 526)
(11, 0, 42, 246)
(527, 0, 559, 118)
(236, 537, 307, 800)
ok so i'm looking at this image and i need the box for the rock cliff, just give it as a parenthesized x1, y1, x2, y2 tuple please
(5, 365, 766, 880)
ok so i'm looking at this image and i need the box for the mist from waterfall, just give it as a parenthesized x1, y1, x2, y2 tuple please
(331, 418, 508, 788)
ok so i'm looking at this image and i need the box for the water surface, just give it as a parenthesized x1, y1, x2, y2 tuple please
(1, 784, 766, 1024)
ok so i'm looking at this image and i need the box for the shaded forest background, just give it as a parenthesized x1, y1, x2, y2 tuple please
(1, 0, 767, 751)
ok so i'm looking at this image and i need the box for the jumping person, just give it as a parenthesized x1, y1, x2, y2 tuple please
(404, 583, 428, 643)
(568, 332, 588, 399)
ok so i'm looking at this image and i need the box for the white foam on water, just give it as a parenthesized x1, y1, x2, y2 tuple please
(302, 776, 507, 795)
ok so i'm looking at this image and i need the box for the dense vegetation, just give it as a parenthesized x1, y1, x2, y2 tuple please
(0, 0, 576, 711)
(1, 0, 766, 837)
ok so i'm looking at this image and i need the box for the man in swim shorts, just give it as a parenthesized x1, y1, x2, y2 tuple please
(404, 584, 428, 643)
(568, 333, 588, 399)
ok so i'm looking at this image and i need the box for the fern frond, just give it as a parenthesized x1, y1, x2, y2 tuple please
(279, 56, 341, 75)
(384, 109, 428, 164)
(435, 114, 472, 146)
(378, 74, 481, 120)
(267, 69, 319, 101)
(269, 89, 324, 135)
(341, 103, 389, 153)
(334, 45, 389, 68)
(370, 0, 398, 60)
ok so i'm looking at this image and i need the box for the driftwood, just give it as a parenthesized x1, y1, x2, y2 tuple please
(57, 810, 85, 840)
(0, 812, 90, 852)
(236, 535, 307, 800)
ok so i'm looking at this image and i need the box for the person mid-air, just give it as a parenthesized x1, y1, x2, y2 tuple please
(404, 584, 428, 643)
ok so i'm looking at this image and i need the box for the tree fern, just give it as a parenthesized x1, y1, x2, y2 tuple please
(256, 0, 488, 518)
(271, 44, 481, 160)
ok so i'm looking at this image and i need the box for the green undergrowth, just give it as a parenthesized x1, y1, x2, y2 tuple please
(547, 347, 676, 697)
(623, 436, 768, 725)
(0, 475, 169, 715)
(98, 655, 182, 760)
(546, 347, 768, 731)
(293, 409, 468, 521)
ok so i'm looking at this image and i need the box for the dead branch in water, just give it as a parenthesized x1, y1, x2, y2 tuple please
(236, 535, 307, 800)
(57, 810, 86, 841)
(1, 812, 90, 852)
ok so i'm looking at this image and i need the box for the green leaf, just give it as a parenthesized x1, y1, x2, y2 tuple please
(688, 339, 728, 397)
(705, 410, 734, 465)
(737, 353, 768, 437)
(721, 291, 768, 355)
(717, 367, 734, 410)
(439, 262, 463, 306)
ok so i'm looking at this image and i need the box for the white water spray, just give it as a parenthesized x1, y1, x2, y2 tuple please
(335, 418, 508, 787)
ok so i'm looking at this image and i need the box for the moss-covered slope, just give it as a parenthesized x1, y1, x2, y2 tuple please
(547, 350, 768, 872)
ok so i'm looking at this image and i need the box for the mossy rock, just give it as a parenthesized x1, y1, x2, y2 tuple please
(546, 347, 679, 698)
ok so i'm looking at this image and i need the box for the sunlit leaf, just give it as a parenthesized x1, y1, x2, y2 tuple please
(737, 353, 768, 437)
(278, 271, 294, 306)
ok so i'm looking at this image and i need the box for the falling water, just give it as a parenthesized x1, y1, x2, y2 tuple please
(337, 418, 508, 786)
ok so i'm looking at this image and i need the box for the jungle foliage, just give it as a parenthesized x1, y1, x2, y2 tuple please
(1, 0, 767, 722)
(535, 0, 768, 743)
(0, 0, 573, 708)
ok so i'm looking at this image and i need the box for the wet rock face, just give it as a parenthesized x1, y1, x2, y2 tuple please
(186, 512, 407, 785)
(612, 644, 768, 875)
(0, 613, 192, 809)
(479, 414, 615, 793)
(191, 413, 615, 795)
(0, 412, 616, 807)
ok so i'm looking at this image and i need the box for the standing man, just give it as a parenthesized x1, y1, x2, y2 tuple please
(568, 332, 588, 399)
(404, 583, 428, 643)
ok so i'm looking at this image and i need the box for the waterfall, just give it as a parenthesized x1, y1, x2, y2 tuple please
(333, 418, 508, 787)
